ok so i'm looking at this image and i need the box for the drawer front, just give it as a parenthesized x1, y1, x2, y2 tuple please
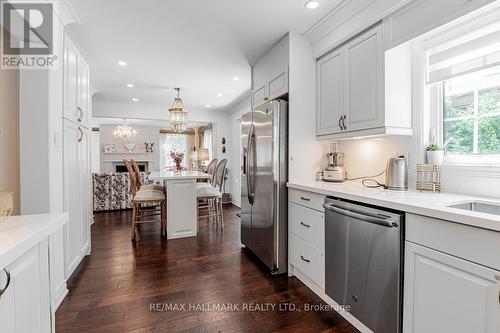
(289, 233, 325, 288)
(289, 188, 325, 212)
(406, 213, 500, 271)
(289, 203, 324, 250)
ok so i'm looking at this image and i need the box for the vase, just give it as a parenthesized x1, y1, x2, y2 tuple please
(427, 150, 444, 165)
(175, 161, 182, 172)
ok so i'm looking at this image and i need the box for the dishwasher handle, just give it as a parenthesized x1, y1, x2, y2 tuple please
(323, 203, 397, 228)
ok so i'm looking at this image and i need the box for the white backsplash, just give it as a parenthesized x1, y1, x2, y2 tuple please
(337, 136, 412, 183)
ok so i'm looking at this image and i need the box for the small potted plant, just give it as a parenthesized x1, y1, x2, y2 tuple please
(426, 138, 453, 165)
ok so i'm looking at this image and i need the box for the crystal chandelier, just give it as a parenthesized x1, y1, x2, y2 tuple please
(112, 119, 137, 143)
(169, 88, 188, 133)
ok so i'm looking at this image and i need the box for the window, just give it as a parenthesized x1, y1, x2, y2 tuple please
(160, 133, 194, 170)
(442, 67, 500, 156)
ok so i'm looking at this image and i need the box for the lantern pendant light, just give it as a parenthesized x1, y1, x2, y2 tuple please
(169, 88, 188, 133)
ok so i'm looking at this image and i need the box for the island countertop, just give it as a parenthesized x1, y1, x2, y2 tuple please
(149, 171, 211, 180)
(0, 213, 68, 269)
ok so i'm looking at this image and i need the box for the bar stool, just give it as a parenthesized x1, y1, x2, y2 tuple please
(196, 159, 227, 229)
(124, 160, 166, 240)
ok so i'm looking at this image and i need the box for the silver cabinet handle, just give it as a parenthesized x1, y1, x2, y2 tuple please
(300, 221, 311, 228)
(78, 127, 83, 142)
(338, 116, 342, 130)
(300, 255, 310, 263)
(77, 106, 84, 122)
(0, 269, 11, 299)
(342, 115, 347, 130)
(300, 196, 310, 202)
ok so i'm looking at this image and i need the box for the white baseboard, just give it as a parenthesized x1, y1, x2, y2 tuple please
(53, 283, 68, 311)
(290, 265, 373, 333)
(231, 199, 241, 208)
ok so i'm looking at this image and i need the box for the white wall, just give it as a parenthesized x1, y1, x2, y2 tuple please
(99, 124, 160, 172)
(288, 33, 330, 182)
(227, 95, 252, 207)
(0, 57, 20, 215)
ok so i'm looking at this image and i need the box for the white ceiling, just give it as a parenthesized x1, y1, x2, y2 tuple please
(67, 0, 341, 111)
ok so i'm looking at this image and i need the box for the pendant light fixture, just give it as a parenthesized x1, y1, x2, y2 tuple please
(169, 88, 188, 133)
(112, 119, 137, 143)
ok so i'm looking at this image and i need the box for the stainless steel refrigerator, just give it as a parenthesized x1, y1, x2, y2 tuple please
(241, 99, 288, 274)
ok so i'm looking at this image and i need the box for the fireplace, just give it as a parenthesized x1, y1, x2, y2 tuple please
(114, 161, 148, 173)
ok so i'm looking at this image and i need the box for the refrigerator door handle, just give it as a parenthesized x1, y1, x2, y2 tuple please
(242, 147, 247, 176)
(246, 124, 255, 205)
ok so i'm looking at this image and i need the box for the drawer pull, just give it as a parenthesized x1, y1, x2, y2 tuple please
(300, 197, 311, 202)
(300, 255, 310, 263)
(300, 221, 311, 228)
(0, 269, 11, 299)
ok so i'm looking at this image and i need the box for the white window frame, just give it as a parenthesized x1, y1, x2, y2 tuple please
(419, 4, 500, 167)
(429, 79, 500, 166)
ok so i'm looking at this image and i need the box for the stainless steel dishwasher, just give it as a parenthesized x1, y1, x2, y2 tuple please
(324, 197, 404, 333)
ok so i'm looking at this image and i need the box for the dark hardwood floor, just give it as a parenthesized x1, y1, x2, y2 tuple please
(56, 205, 358, 333)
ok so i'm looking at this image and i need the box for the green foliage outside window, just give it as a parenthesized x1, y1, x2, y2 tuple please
(443, 78, 500, 155)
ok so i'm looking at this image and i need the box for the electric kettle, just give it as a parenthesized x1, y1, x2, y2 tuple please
(385, 156, 408, 191)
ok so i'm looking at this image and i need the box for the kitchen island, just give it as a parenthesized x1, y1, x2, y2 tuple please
(150, 171, 211, 239)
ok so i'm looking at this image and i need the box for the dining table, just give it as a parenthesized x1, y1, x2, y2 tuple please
(149, 171, 212, 239)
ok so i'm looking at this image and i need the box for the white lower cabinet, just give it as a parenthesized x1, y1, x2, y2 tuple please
(0, 241, 51, 333)
(404, 241, 500, 333)
(63, 120, 91, 279)
(289, 234, 325, 289)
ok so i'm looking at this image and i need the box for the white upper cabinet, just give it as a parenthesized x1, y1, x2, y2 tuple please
(252, 35, 289, 108)
(316, 49, 344, 136)
(64, 35, 90, 128)
(316, 23, 412, 140)
(344, 25, 383, 132)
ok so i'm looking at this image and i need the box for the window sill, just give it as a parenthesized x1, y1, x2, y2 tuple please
(440, 163, 500, 179)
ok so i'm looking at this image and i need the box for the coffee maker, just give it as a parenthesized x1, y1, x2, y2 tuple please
(323, 152, 346, 182)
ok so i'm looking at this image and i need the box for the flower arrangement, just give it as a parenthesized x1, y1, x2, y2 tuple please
(170, 151, 184, 172)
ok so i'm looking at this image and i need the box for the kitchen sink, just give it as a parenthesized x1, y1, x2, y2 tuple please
(447, 201, 500, 216)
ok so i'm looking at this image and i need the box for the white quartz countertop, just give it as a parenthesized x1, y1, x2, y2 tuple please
(0, 213, 68, 269)
(288, 181, 500, 232)
(150, 171, 211, 180)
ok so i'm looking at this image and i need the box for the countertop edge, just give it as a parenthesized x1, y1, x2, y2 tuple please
(287, 182, 500, 232)
(0, 213, 69, 269)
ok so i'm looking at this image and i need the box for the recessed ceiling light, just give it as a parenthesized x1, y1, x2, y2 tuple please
(132, 98, 139, 102)
(126, 83, 134, 88)
(205, 104, 212, 108)
(217, 93, 222, 97)
(118, 60, 127, 66)
(233, 76, 240, 81)
(305, 0, 319, 9)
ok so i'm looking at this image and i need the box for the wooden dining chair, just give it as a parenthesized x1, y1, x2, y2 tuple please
(123, 160, 166, 240)
(196, 159, 227, 229)
(131, 159, 165, 192)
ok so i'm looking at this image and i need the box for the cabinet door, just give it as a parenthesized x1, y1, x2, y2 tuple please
(63, 120, 82, 278)
(404, 242, 500, 333)
(77, 58, 90, 128)
(63, 36, 79, 123)
(268, 70, 288, 101)
(345, 25, 384, 132)
(79, 126, 90, 256)
(316, 50, 344, 136)
(252, 84, 268, 109)
(0, 243, 51, 333)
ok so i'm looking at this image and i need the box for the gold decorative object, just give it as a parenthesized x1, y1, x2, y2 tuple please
(0, 192, 14, 222)
(416, 164, 441, 192)
(169, 88, 188, 133)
